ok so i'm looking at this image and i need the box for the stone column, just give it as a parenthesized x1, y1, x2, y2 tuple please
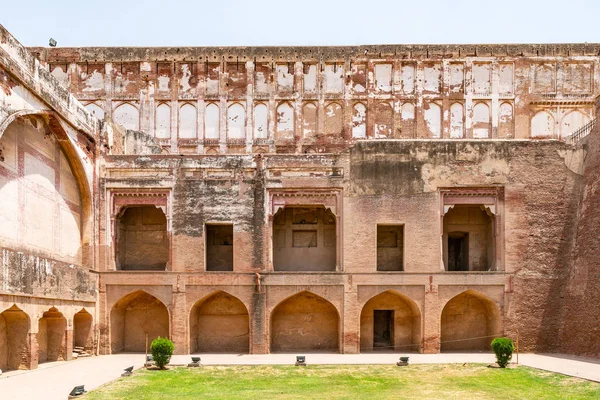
(342, 281, 360, 354)
(251, 292, 267, 354)
(27, 333, 38, 370)
(171, 284, 188, 355)
(65, 328, 73, 361)
(423, 283, 440, 353)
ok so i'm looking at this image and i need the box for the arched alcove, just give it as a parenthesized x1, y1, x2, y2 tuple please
(352, 103, 367, 138)
(113, 103, 140, 131)
(38, 307, 67, 364)
(270, 291, 339, 352)
(0, 305, 30, 371)
(440, 290, 501, 352)
(189, 291, 249, 353)
(0, 114, 88, 264)
(360, 291, 421, 352)
(73, 309, 93, 351)
(110, 291, 169, 353)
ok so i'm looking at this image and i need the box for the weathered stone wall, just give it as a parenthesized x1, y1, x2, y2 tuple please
(32, 45, 599, 155)
(558, 112, 600, 358)
(95, 138, 582, 355)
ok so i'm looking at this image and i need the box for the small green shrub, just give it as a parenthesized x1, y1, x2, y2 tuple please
(150, 337, 174, 369)
(491, 337, 514, 368)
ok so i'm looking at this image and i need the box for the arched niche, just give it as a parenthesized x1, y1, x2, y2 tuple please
(352, 103, 367, 138)
(113, 103, 140, 131)
(440, 290, 501, 352)
(0, 113, 90, 265)
(73, 308, 93, 350)
(270, 291, 339, 352)
(189, 291, 249, 353)
(0, 305, 31, 371)
(360, 291, 421, 353)
(110, 290, 170, 353)
(38, 307, 67, 364)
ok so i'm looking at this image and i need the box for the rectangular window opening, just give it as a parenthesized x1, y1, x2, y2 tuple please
(206, 224, 233, 271)
(377, 225, 404, 271)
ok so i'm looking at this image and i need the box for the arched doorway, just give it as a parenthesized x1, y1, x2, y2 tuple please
(73, 309, 93, 353)
(441, 290, 501, 352)
(189, 291, 249, 353)
(0, 305, 30, 371)
(110, 291, 169, 353)
(360, 291, 421, 352)
(38, 307, 67, 363)
(270, 291, 339, 352)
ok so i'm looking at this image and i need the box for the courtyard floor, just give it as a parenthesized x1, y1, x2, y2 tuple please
(0, 353, 598, 399)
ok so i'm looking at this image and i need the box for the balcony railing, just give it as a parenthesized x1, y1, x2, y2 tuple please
(566, 118, 596, 145)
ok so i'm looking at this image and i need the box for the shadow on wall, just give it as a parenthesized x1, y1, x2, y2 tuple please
(110, 290, 169, 353)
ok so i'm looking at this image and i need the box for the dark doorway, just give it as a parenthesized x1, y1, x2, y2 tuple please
(448, 232, 469, 271)
(373, 310, 393, 349)
(206, 224, 234, 271)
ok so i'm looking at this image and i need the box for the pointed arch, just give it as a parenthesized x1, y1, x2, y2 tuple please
(270, 290, 339, 352)
(498, 102, 514, 138)
(450, 103, 464, 138)
(113, 102, 139, 131)
(275, 102, 294, 139)
(227, 102, 246, 139)
(155, 103, 171, 138)
(253, 103, 269, 139)
(375, 102, 393, 138)
(205, 103, 220, 139)
(531, 110, 555, 138)
(424, 102, 441, 138)
(302, 102, 317, 137)
(359, 290, 421, 352)
(324, 102, 343, 135)
(473, 102, 490, 138)
(561, 109, 590, 139)
(110, 290, 170, 353)
(38, 306, 67, 364)
(189, 291, 249, 353)
(0, 305, 31, 371)
(73, 308, 93, 350)
(352, 103, 367, 138)
(178, 102, 197, 138)
(440, 290, 501, 352)
(0, 112, 92, 264)
(84, 102, 105, 120)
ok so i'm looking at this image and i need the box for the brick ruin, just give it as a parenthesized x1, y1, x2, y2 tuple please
(1, 23, 599, 371)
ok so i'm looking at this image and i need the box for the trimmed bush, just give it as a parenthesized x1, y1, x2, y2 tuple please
(491, 337, 514, 368)
(150, 337, 174, 369)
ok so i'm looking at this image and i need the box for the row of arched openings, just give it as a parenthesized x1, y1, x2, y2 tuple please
(101, 101, 589, 141)
(108, 289, 501, 355)
(0, 305, 93, 372)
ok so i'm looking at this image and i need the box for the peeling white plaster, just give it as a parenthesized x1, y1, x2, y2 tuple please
(155, 103, 171, 138)
(352, 103, 367, 138)
(253, 103, 268, 139)
(227, 103, 245, 139)
(179, 103, 197, 138)
(205, 103, 220, 139)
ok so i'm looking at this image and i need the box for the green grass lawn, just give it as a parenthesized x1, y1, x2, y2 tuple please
(85, 364, 600, 400)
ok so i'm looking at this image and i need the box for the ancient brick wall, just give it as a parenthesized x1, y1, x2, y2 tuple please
(558, 112, 600, 358)
(33, 44, 600, 155)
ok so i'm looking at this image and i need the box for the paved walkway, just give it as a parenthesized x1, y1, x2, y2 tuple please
(0, 353, 598, 399)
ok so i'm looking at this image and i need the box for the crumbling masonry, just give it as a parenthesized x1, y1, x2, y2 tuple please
(1, 24, 599, 371)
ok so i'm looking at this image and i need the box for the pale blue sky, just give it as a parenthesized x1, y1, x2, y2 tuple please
(2, 0, 599, 47)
